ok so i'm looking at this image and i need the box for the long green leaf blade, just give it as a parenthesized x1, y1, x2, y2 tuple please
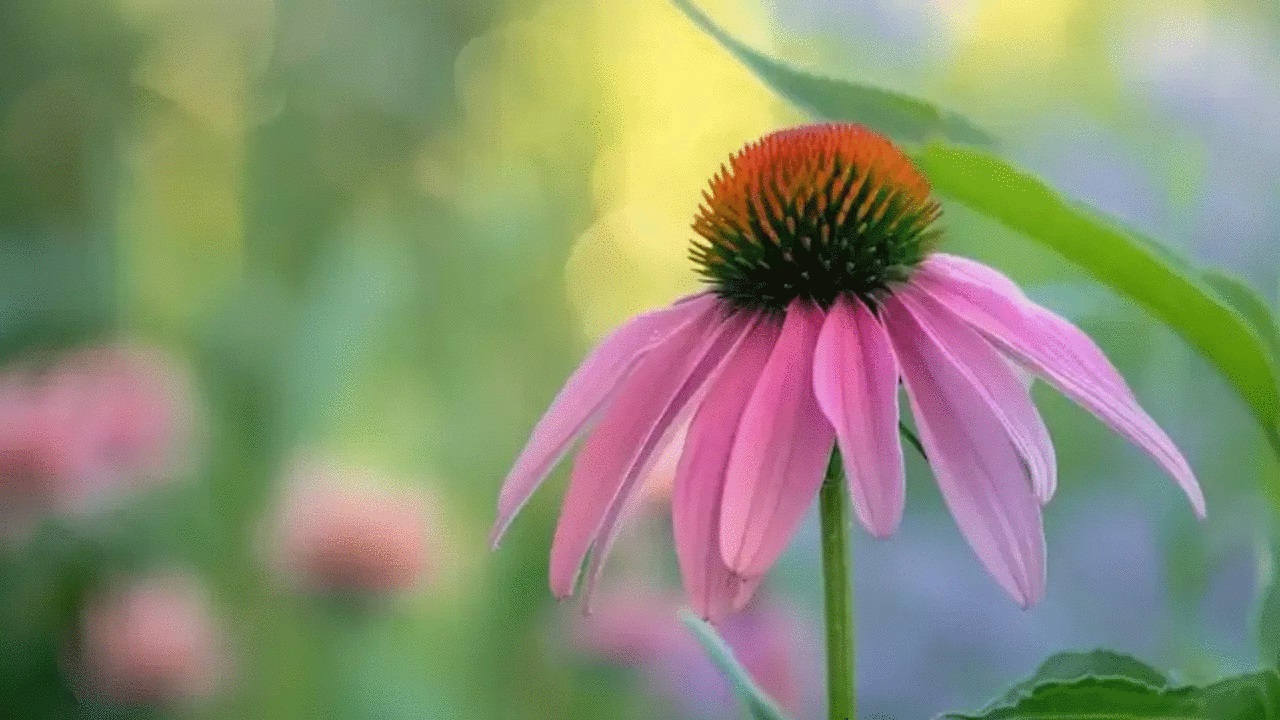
(679, 610, 792, 720)
(669, 0, 994, 147)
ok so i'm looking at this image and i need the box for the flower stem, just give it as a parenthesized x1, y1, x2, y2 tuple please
(819, 449, 855, 720)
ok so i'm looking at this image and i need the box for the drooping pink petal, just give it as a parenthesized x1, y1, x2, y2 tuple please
(812, 296, 905, 537)
(578, 312, 760, 605)
(720, 301, 836, 578)
(916, 255, 1206, 517)
(923, 253, 1027, 298)
(549, 303, 753, 599)
(491, 294, 715, 547)
(895, 287, 1058, 504)
(883, 295, 1047, 608)
(673, 314, 782, 620)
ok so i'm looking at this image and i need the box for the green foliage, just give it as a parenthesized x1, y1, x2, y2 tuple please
(945, 658, 1280, 720)
(1200, 270, 1280, 371)
(668, 0, 995, 148)
(943, 677, 1198, 720)
(978, 650, 1170, 712)
(680, 611, 793, 720)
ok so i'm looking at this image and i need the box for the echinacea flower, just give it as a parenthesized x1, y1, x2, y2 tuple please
(0, 345, 193, 536)
(267, 462, 434, 594)
(74, 574, 228, 706)
(492, 123, 1204, 618)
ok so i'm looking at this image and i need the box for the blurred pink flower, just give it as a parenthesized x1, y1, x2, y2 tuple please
(75, 574, 227, 706)
(573, 591, 815, 719)
(270, 465, 434, 593)
(492, 124, 1203, 617)
(0, 345, 192, 530)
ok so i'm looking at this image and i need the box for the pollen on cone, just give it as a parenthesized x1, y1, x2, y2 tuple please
(694, 123, 934, 253)
(690, 123, 942, 310)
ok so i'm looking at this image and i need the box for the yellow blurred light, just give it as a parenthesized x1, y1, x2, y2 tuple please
(442, 0, 790, 337)
(565, 0, 793, 336)
(960, 0, 1083, 62)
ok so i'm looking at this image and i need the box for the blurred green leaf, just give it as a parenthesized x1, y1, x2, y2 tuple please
(914, 142, 1280, 456)
(283, 230, 407, 443)
(980, 650, 1168, 712)
(669, 0, 994, 147)
(679, 610, 792, 720)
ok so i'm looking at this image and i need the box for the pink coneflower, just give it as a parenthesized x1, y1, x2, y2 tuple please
(491, 123, 1204, 617)
(269, 464, 434, 594)
(0, 345, 192, 532)
(74, 574, 227, 705)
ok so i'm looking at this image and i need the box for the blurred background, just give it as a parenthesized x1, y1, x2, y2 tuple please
(1, 0, 1278, 717)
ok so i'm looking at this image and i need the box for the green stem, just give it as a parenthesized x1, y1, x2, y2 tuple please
(819, 450, 855, 720)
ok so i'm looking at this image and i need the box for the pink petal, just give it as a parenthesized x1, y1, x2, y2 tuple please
(812, 296, 905, 537)
(720, 301, 836, 578)
(579, 313, 761, 606)
(884, 294, 1047, 608)
(490, 294, 715, 547)
(916, 256, 1205, 518)
(673, 314, 782, 620)
(549, 303, 751, 599)
(895, 287, 1058, 504)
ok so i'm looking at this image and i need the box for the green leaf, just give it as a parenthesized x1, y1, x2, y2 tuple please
(1200, 270, 1280, 370)
(981, 650, 1168, 712)
(913, 142, 1280, 455)
(679, 610, 792, 720)
(943, 676, 1200, 719)
(949, 663, 1280, 720)
(669, 0, 994, 148)
(1195, 670, 1280, 719)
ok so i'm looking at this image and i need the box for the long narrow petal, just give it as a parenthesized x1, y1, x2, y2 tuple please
(916, 256, 1205, 517)
(579, 315, 761, 606)
(550, 304, 752, 599)
(812, 296, 905, 537)
(896, 288, 1058, 504)
(491, 294, 716, 546)
(720, 301, 835, 578)
(884, 295, 1047, 608)
(673, 314, 782, 620)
